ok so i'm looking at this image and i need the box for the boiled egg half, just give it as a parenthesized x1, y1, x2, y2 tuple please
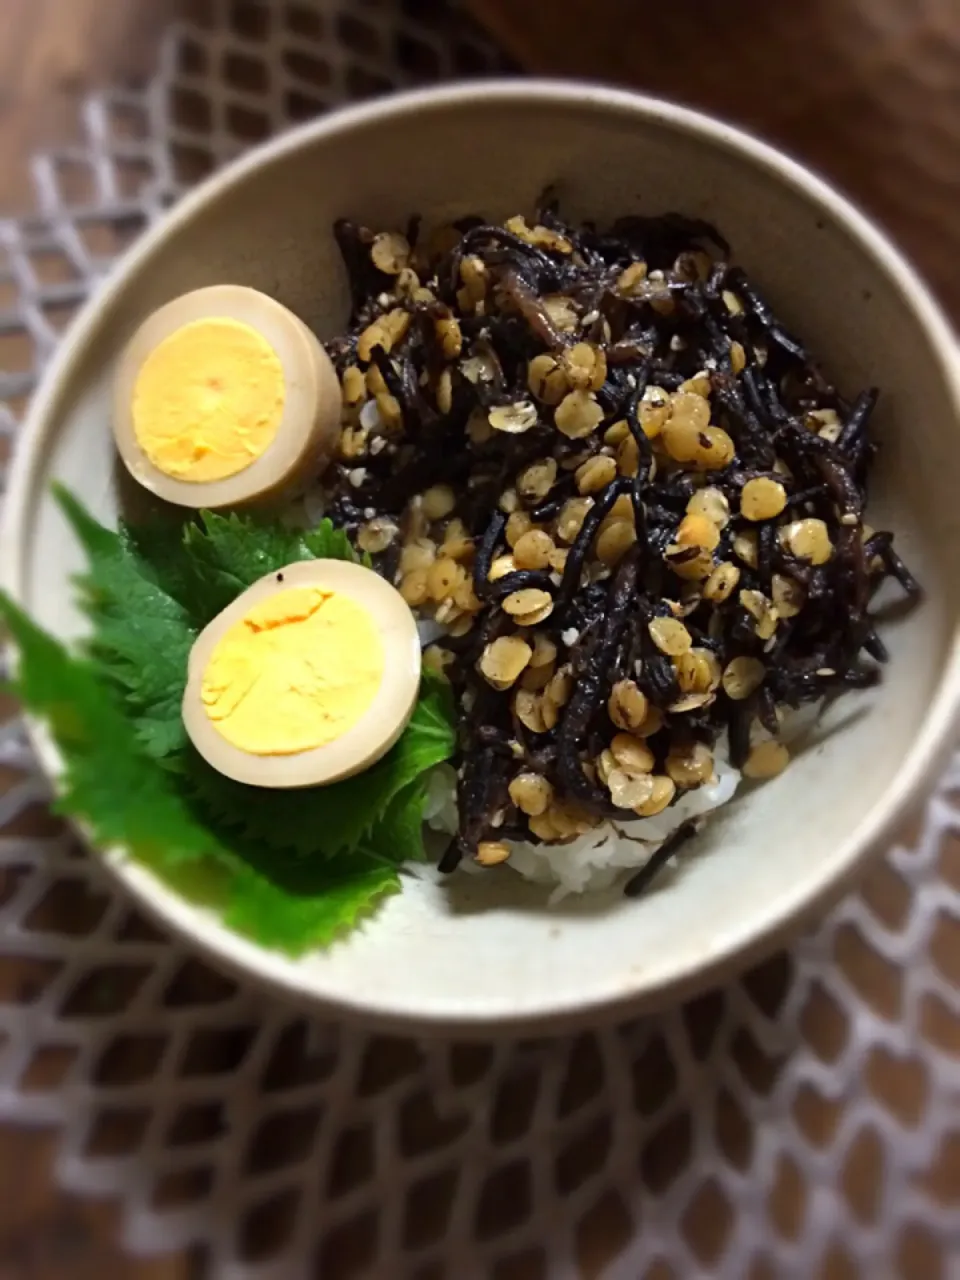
(113, 285, 342, 509)
(183, 559, 422, 788)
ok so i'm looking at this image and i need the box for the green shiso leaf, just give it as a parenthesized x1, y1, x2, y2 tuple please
(54, 485, 195, 758)
(3, 490, 457, 954)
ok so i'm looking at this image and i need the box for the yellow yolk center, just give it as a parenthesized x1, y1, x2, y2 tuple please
(132, 317, 285, 482)
(200, 586, 384, 755)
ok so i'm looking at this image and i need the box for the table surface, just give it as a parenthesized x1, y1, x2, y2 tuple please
(1, 2, 957, 1276)
(1, 4, 190, 1273)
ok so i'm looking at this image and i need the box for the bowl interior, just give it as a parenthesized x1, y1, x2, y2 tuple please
(6, 85, 960, 1031)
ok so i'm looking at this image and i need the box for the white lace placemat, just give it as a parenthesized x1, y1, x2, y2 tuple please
(0, 3, 958, 1276)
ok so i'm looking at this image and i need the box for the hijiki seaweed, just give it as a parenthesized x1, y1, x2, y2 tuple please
(322, 202, 921, 889)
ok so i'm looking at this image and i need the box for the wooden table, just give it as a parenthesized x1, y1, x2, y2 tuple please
(469, 0, 960, 319)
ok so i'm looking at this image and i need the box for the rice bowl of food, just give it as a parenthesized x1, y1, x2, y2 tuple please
(3, 82, 959, 1032)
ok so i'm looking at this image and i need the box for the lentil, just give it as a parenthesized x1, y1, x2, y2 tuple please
(744, 740, 790, 779)
(676, 512, 721, 552)
(376, 392, 402, 433)
(639, 386, 671, 438)
(649, 616, 693, 656)
(703, 562, 741, 603)
(595, 519, 637, 565)
(476, 841, 511, 866)
(608, 770, 656, 810)
(576, 455, 618, 494)
(514, 687, 548, 734)
(666, 741, 714, 788)
(556, 497, 594, 544)
(357, 517, 398, 555)
(610, 733, 655, 775)
(733, 530, 759, 569)
(423, 644, 454, 675)
(781, 518, 833, 564)
(527, 353, 568, 405)
(399, 538, 436, 574)
(502, 588, 553, 619)
(326, 209, 920, 870)
(508, 772, 554, 816)
(543, 295, 578, 332)
(608, 679, 649, 732)
(370, 230, 410, 274)
(435, 314, 462, 360)
(421, 484, 456, 522)
(617, 261, 648, 293)
(555, 390, 605, 439)
(722, 656, 767, 700)
(677, 648, 722, 694)
(442, 519, 474, 562)
(530, 634, 558, 668)
(435, 367, 453, 414)
(479, 636, 533, 689)
(616, 433, 641, 478)
(520, 660, 555, 692)
(428, 557, 464, 602)
(489, 400, 538, 434)
(488, 554, 517, 582)
(604, 419, 630, 446)
(341, 365, 366, 407)
(513, 529, 555, 570)
(687, 485, 730, 528)
(562, 342, 607, 392)
(741, 476, 788, 521)
(517, 457, 557, 501)
(505, 510, 533, 548)
(399, 568, 429, 607)
(635, 775, 676, 817)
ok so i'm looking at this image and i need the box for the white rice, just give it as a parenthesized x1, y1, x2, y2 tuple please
(423, 752, 741, 903)
(416, 618, 447, 648)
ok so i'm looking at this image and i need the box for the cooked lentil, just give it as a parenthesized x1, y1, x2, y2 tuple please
(324, 207, 921, 888)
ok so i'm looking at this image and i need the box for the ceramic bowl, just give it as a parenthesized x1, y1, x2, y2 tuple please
(4, 82, 960, 1034)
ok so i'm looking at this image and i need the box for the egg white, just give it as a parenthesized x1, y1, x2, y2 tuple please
(113, 285, 342, 510)
(182, 559, 422, 788)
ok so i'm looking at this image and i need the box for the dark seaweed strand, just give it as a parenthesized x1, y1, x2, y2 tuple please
(837, 387, 878, 457)
(473, 509, 508, 597)
(557, 552, 642, 812)
(323, 206, 922, 882)
(624, 819, 701, 897)
(557, 477, 633, 609)
(485, 569, 555, 601)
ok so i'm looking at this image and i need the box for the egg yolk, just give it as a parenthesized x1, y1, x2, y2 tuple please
(200, 585, 384, 756)
(132, 317, 285, 482)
